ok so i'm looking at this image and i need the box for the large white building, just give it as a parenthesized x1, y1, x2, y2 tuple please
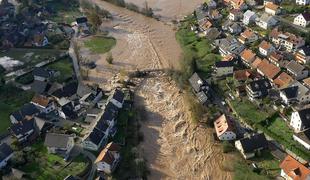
(296, 0, 309, 5)
(290, 108, 310, 132)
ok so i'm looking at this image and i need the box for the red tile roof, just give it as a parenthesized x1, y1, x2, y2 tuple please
(257, 59, 281, 79)
(241, 49, 256, 63)
(273, 72, 293, 89)
(280, 155, 310, 180)
(214, 114, 235, 137)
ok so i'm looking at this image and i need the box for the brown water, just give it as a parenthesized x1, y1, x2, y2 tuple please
(125, 0, 205, 21)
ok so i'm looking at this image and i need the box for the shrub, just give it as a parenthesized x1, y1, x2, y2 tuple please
(106, 52, 114, 64)
(222, 141, 234, 153)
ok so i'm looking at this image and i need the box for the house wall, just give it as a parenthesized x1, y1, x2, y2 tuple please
(0, 153, 13, 169)
(34, 76, 47, 82)
(66, 138, 75, 154)
(280, 169, 293, 180)
(294, 15, 309, 27)
(10, 115, 18, 124)
(82, 141, 99, 151)
(296, 0, 309, 5)
(265, 8, 277, 15)
(235, 140, 256, 159)
(290, 112, 302, 132)
(219, 131, 236, 141)
(110, 99, 123, 109)
(96, 162, 112, 174)
(293, 134, 310, 150)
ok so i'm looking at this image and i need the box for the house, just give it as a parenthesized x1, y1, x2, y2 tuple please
(280, 155, 310, 180)
(235, 133, 268, 159)
(31, 94, 55, 114)
(214, 114, 236, 141)
(10, 119, 38, 143)
(189, 72, 209, 93)
(198, 19, 212, 33)
(251, 57, 263, 69)
(233, 69, 259, 82)
(215, 36, 245, 56)
(303, 77, 310, 88)
(225, 0, 248, 9)
(101, 105, 117, 127)
(296, 0, 310, 5)
(109, 89, 124, 109)
(257, 59, 281, 81)
(265, 2, 280, 15)
(240, 49, 256, 67)
(204, 28, 221, 41)
(44, 133, 75, 157)
(32, 67, 53, 82)
(256, 13, 277, 30)
(269, 28, 305, 52)
(280, 81, 310, 104)
(83, 128, 106, 151)
(0, 143, 13, 169)
(95, 142, 121, 174)
(229, 9, 243, 21)
(189, 73, 210, 104)
(286, 61, 308, 80)
(228, 22, 242, 34)
(293, 13, 310, 27)
(238, 28, 258, 44)
(31, 80, 49, 94)
(52, 82, 78, 99)
(268, 51, 285, 67)
(273, 72, 294, 89)
(290, 108, 310, 132)
(259, 40, 275, 56)
(293, 129, 310, 150)
(214, 61, 234, 76)
(10, 103, 39, 124)
(243, 10, 257, 25)
(295, 46, 310, 64)
(209, 9, 222, 20)
(246, 79, 272, 99)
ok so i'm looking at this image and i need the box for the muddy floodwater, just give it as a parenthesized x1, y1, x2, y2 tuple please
(84, 0, 234, 179)
(125, 0, 205, 21)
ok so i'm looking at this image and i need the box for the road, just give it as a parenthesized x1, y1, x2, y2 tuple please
(69, 28, 82, 83)
(275, 15, 309, 33)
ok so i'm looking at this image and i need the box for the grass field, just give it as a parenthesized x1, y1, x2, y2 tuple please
(20, 141, 88, 179)
(252, 151, 281, 178)
(0, 84, 34, 133)
(84, 36, 116, 54)
(46, 57, 74, 83)
(230, 99, 270, 126)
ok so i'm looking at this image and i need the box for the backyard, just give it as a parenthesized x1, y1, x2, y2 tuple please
(0, 84, 34, 134)
(84, 36, 116, 54)
(19, 141, 89, 180)
(0, 48, 63, 73)
(47, 0, 82, 24)
(46, 57, 74, 83)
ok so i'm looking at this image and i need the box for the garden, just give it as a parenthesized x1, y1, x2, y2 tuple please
(84, 36, 116, 54)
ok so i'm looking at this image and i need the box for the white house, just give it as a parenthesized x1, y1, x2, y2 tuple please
(229, 9, 243, 21)
(294, 13, 310, 27)
(0, 143, 13, 169)
(109, 89, 124, 109)
(214, 114, 236, 141)
(295, 46, 310, 64)
(235, 133, 268, 159)
(256, 13, 277, 30)
(259, 40, 275, 56)
(293, 129, 310, 150)
(82, 128, 106, 151)
(296, 0, 310, 5)
(290, 108, 310, 132)
(269, 28, 305, 52)
(243, 10, 257, 25)
(238, 29, 258, 44)
(280, 81, 310, 105)
(31, 95, 55, 114)
(214, 61, 234, 76)
(95, 142, 121, 174)
(44, 133, 75, 157)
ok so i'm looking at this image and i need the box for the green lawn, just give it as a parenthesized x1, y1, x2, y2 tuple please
(84, 36, 116, 54)
(233, 159, 271, 180)
(20, 141, 89, 180)
(46, 57, 74, 83)
(259, 116, 310, 160)
(0, 84, 34, 134)
(252, 151, 281, 178)
(47, 1, 82, 24)
(230, 99, 270, 126)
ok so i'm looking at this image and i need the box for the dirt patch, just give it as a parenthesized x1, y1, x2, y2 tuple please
(135, 76, 234, 179)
